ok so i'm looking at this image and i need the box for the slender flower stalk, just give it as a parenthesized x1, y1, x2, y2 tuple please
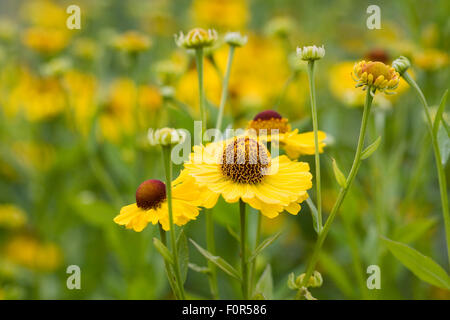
(306, 60, 323, 230)
(301, 88, 374, 287)
(240, 199, 249, 299)
(158, 224, 182, 299)
(400, 71, 450, 267)
(161, 145, 186, 300)
(195, 48, 207, 140)
(215, 45, 235, 132)
(250, 213, 262, 294)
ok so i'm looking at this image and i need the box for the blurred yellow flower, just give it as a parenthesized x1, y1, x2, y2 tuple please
(0, 204, 27, 229)
(8, 69, 65, 121)
(12, 141, 55, 171)
(23, 27, 70, 54)
(413, 49, 449, 71)
(73, 37, 99, 60)
(191, 0, 249, 30)
(113, 31, 151, 53)
(21, 0, 67, 29)
(4, 235, 62, 272)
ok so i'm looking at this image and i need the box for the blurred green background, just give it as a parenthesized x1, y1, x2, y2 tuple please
(0, 0, 448, 299)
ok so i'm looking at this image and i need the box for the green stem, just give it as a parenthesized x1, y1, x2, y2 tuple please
(162, 146, 186, 300)
(195, 48, 206, 143)
(205, 209, 219, 299)
(240, 199, 249, 299)
(306, 61, 322, 230)
(301, 89, 374, 287)
(159, 224, 181, 299)
(250, 213, 262, 294)
(402, 72, 450, 268)
(215, 45, 235, 133)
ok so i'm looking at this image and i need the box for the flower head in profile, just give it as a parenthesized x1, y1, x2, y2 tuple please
(297, 45, 325, 61)
(224, 31, 248, 47)
(175, 28, 218, 49)
(392, 56, 411, 75)
(247, 110, 327, 159)
(113, 31, 151, 53)
(352, 60, 400, 94)
(178, 136, 313, 219)
(114, 179, 201, 231)
(148, 127, 185, 146)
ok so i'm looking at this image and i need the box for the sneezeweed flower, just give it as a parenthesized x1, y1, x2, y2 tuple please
(413, 48, 449, 71)
(191, 0, 249, 30)
(297, 45, 325, 61)
(113, 31, 151, 53)
(247, 110, 326, 159)
(148, 127, 185, 146)
(23, 27, 70, 54)
(114, 179, 201, 231)
(352, 60, 400, 94)
(179, 136, 313, 218)
(175, 28, 218, 49)
(224, 31, 248, 47)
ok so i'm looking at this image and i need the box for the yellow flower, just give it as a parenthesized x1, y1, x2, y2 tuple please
(329, 61, 410, 108)
(114, 179, 201, 232)
(191, 0, 249, 30)
(0, 204, 27, 229)
(113, 31, 151, 53)
(179, 136, 313, 219)
(352, 60, 400, 94)
(413, 49, 449, 71)
(246, 110, 326, 159)
(4, 235, 62, 272)
(21, 0, 67, 29)
(23, 27, 70, 54)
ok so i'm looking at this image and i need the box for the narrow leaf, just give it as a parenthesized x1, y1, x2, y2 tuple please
(177, 231, 189, 284)
(381, 237, 450, 289)
(188, 263, 210, 274)
(332, 158, 347, 188)
(393, 218, 437, 244)
(306, 197, 322, 234)
(437, 124, 450, 165)
(226, 224, 240, 242)
(190, 239, 241, 280)
(433, 89, 448, 137)
(248, 232, 282, 263)
(255, 264, 273, 300)
(153, 237, 174, 265)
(361, 136, 382, 160)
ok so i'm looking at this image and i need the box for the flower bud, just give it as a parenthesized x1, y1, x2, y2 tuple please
(175, 28, 218, 49)
(224, 32, 248, 47)
(297, 45, 325, 61)
(148, 128, 184, 146)
(392, 56, 411, 75)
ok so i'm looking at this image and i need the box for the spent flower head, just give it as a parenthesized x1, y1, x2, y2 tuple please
(175, 28, 218, 49)
(352, 60, 400, 94)
(297, 45, 325, 61)
(392, 56, 411, 75)
(224, 31, 248, 47)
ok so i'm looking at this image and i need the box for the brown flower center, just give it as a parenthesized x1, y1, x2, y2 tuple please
(135, 179, 166, 210)
(221, 137, 270, 184)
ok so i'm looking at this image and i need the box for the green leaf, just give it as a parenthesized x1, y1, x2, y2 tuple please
(188, 263, 210, 274)
(287, 272, 297, 290)
(153, 237, 174, 266)
(306, 197, 322, 234)
(437, 123, 450, 165)
(433, 89, 448, 137)
(189, 239, 241, 280)
(255, 264, 273, 300)
(318, 252, 355, 298)
(248, 232, 282, 263)
(177, 231, 189, 284)
(393, 218, 437, 244)
(226, 224, 240, 242)
(361, 136, 382, 160)
(381, 237, 450, 289)
(331, 158, 347, 188)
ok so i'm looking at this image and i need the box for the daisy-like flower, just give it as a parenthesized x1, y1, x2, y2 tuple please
(114, 179, 201, 232)
(297, 45, 325, 61)
(175, 28, 218, 49)
(247, 110, 327, 159)
(352, 60, 400, 95)
(179, 136, 313, 219)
